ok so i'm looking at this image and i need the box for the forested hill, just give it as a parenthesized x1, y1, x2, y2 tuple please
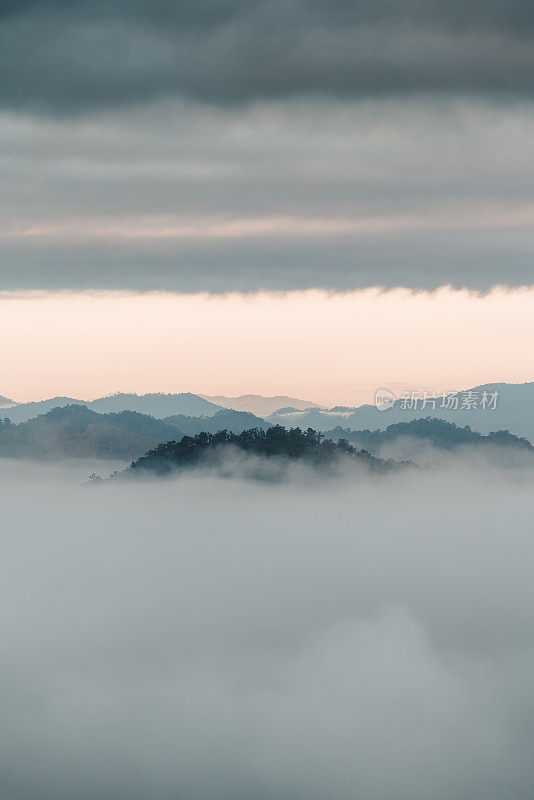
(126, 426, 403, 477)
(324, 417, 533, 454)
(0, 405, 270, 461)
(0, 405, 183, 460)
(2, 408, 531, 465)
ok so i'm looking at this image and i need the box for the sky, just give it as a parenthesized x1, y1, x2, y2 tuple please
(1, 287, 533, 406)
(1, 0, 533, 399)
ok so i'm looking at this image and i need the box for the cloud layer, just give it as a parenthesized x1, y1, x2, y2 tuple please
(2, 1, 534, 291)
(2, 99, 534, 291)
(2, 0, 534, 113)
(1, 460, 534, 798)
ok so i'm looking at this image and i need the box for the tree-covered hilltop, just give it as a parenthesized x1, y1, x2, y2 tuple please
(324, 417, 533, 453)
(0, 405, 184, 460)
(126, 425, 403, 477)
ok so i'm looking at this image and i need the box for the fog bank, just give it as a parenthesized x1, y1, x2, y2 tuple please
(0, 460, 533, 799)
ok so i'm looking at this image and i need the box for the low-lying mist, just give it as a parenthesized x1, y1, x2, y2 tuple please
(1, 458, 534, 799)
(374, 437, 534, 472)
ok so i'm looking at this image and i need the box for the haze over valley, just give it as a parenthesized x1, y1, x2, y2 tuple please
(2, 0, 534, 796)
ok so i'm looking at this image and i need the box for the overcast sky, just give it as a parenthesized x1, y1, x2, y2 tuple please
(2, 0, 534, 292)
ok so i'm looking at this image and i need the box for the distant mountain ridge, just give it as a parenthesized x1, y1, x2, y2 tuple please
(0, 405, 269, 461)
(271, 382, 534, 442)
(1, 403, 532, 466)
(1, 397, 85, 423)
(3, 382, 533, 441)
(325, 417, 533, 456)
(2, 392, 224, 423)
(164, 409, 271, 436)
(0, 405, 184, 461)
(0, 395, 16, 408)
(202, 394, 322, 416)
(88, 393, 223, 418)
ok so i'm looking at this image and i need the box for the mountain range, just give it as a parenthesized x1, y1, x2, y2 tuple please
(0, 395, 16, 408)
(1, 382, 533, 442)
(165, 409, 271, 436)
(201, 394, 321, 416)
(0, 405, 271, 461)
(0, 405, 183, 461)
(325, 417, 533, 465)
(1, 392, 318, 424)
(1, 393, 225, 423)
(0, 403, 531, 465)
(270, 382, 534, 442)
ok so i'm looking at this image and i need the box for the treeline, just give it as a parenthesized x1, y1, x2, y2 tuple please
(1, 408, 531, 465)
(324, 417, 533, 452)
(0, 405, 273, 461)
(0, 405, 183, 460)
(128, 425, 397, 476)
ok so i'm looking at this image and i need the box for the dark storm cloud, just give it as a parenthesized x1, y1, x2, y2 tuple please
(2, 0, 534, 113)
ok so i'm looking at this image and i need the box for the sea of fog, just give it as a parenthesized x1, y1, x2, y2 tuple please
(1, 458, 534, 800)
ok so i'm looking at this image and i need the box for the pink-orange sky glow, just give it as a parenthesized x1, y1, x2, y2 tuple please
(1, 286, 533, 407)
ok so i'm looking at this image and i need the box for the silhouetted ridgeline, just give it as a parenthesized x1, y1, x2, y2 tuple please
(2, 406, 532, 466)
(125, 426, 403, 478)
(0, 405, 270, 461)
(0, 392, 225, 424)
(324, 417, 534, 455)
(269, 382, 534, 441)
(0, 405, 183, 460)
(3, 383, 534, 441)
